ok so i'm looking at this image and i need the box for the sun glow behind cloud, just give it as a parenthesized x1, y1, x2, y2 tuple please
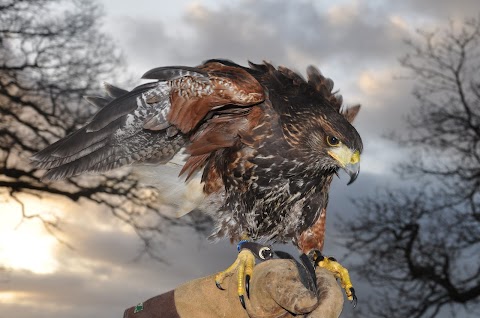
(0, 198, 60, 274)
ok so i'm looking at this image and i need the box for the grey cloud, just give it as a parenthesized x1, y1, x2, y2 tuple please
(111, 16, 174, 75)
(355, 77, 417, 137)
(113, 0, 411, 72)
(58, 226, 141, 266)
(2, 225, 236, 318)
(179, 0, 411, 70)
(390, 0, 480, 21)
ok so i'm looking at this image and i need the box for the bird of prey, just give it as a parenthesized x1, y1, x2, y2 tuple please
(31, 59, 363, 305)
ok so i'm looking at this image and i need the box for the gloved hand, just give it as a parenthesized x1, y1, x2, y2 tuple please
(123, 258, 344, 318)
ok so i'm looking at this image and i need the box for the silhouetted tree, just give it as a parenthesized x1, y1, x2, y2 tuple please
(0, 0, 210, 257)
(342, 17, 480, 318)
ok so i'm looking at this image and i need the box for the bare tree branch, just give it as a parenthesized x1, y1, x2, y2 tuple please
(0, 0, 212, 261)
(342, 16, 480, 317)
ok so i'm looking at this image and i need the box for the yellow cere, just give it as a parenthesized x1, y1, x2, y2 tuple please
(327, 145, 360, 167)
(350, 150, 360, 165)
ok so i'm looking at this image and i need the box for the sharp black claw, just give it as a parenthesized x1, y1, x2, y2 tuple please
(311, 250, 325, 268)
(246, 275, 251, 299)
(239, 295, 246, 309)
(215, 281, 225, 291)
(350, 288, 357, 308)
(311, 250, 358, 308)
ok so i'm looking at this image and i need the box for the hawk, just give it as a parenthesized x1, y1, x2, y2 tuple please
(32, 59, 362, 305)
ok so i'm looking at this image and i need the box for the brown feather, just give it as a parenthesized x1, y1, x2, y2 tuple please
(341, 104, 361, 123)
(180, 109, 250, 178)
(187, 117, 248, 156)
(167, 63, 265, 133)
(238, 106, 272, 147)
(168, 93, 210, 132)
(306, 65, 344, 112)
(180, 153, 210, 180)
(296, 207, 327, 254)
(202, 161, 223, 194)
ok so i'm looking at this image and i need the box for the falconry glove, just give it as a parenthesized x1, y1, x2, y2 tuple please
(123, 258, 344, 318)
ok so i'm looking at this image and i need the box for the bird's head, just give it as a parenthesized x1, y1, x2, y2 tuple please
(274, 64, 363, 184)
(313, 105, 363, 185)
(283, 104, 363, 185)
(324, 133, 361, 185)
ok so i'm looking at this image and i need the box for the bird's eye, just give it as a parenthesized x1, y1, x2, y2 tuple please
(326, 136, 340, 147)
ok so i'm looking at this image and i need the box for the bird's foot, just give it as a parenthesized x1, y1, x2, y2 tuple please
(215, 241, 273, 309)
(311, 250, 357, 307)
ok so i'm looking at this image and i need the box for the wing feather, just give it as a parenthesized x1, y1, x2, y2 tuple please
(86, 82, 158, 132)
(166, 62, 265, 133)
(103, 82, 128, 98)
(142, 66, 209, 81)
(32, 61, 266, 180)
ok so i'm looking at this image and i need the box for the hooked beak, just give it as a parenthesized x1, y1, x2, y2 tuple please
(327, 147, 361, 185)
(344, 161, 360, 185)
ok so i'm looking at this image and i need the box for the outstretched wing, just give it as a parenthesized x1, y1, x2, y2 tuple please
(31, 61, 265, 180)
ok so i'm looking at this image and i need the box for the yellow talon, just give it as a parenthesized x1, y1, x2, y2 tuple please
(314, 253, 357, 306)
(237, 251, 247, 295)
(215, 255, 242, 288)
(215, 249, 257, 308)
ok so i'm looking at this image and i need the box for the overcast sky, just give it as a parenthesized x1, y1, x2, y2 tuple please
(1, 1, 479, 317)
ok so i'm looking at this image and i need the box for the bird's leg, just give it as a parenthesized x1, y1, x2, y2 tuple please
(215, 239, 273, 309)
(310, 250, 357, 307)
